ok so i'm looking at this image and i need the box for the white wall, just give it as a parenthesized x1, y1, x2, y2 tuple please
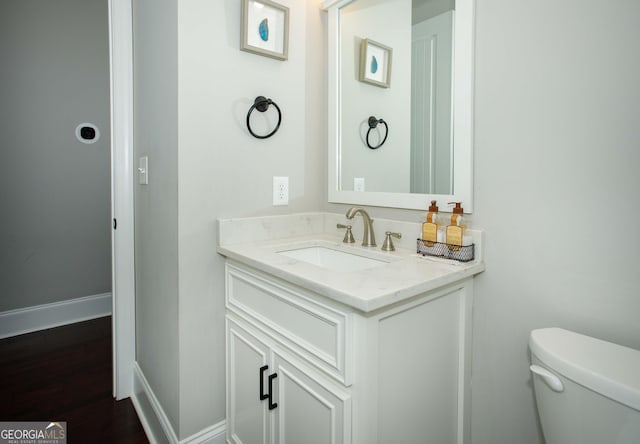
(340, 0, 412, 192)
(470, 1, 640, 442)
(133, 0, 326, 439)
(330, 0, 640, 443)
(175, 0, 325, 436)
(0, 0, 111, 312)
(134, 0, 640, 441)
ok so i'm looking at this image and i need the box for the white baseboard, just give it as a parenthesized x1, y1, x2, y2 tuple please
(0, 292, 112, 339)
(132, 362, 226, 444)
(182, 421, 227, 444)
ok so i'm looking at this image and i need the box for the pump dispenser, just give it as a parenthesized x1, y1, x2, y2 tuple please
(446, 202, 466, 247)
(422, 200, 442, 245)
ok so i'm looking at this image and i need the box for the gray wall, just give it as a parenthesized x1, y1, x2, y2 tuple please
(133, 0, 180, 434)
(413, 0, 455, 23)
(0, 0, 111, 312)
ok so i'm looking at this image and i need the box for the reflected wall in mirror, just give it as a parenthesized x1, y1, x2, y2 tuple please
(340, 0, 453, 195)
(324, 0, 474, 211)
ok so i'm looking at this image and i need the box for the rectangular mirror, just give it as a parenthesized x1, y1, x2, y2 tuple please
(324, 0, 475, 211)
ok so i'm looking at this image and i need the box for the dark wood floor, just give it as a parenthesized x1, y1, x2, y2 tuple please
(0, 316, 149, 443)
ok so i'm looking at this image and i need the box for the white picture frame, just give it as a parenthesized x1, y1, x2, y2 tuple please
(241, 0, 289, 61)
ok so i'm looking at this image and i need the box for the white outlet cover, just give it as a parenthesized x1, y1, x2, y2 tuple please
(354, 177, 365, 192)
(273, 176, 289, 206)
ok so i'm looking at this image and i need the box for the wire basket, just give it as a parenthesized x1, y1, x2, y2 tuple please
(417, 238, 475, 263)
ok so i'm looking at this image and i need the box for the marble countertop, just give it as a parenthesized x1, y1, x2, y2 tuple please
(217, 213, 485, 313)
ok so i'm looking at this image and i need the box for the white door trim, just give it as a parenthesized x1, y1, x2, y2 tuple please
(109, 0, 135, 400)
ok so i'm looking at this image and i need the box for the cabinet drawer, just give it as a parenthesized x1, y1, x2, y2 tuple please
(226, 262, 352, 385)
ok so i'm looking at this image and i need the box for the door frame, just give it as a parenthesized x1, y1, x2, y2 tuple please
(109, 0, 135, 400)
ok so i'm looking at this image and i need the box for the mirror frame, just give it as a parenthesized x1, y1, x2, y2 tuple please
(323, 0, 475, 212)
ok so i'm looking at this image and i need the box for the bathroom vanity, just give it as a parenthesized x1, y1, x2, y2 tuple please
(215, 0, 482, 439)
(218, 213, 484, 444)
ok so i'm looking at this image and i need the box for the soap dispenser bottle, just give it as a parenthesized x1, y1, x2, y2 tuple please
(446, 202, 467, 247)
(422, 200, 442, 246)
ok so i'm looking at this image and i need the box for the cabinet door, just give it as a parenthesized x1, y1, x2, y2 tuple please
(227, 317, 271, 444)
(272, 351, 351, 444)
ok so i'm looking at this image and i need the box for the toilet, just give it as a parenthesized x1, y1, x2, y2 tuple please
(529, 328, 640, 444)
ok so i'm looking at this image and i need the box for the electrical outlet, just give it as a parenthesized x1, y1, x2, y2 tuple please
(354, 177, 365, 192)
(273, 176, 289, 206)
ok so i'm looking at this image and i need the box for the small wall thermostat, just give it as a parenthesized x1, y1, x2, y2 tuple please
(75, 123, 100, 144)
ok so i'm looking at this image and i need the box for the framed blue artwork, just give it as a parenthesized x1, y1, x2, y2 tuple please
(359, 38, 392, 88)
(241, 0, 290, 61)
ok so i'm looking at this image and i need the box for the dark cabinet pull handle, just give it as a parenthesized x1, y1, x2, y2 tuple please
(259, 365, 269, 401)
(259, 365, 278, 410)
(268, 372, 278, 410)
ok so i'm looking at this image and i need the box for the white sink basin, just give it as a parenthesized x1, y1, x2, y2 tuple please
(278, 246, 388, 272)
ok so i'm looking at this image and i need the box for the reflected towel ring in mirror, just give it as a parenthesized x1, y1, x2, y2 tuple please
(246, 96, 282, 139)
(366, 116, 388, 149)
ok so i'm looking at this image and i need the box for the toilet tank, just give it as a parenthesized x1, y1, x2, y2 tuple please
(529, 328, 640, 444)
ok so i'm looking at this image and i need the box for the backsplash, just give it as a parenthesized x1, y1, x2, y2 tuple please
(218, 212, 483, 262)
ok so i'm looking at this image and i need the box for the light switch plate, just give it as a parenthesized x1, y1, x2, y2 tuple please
(138, 156, 148, 185)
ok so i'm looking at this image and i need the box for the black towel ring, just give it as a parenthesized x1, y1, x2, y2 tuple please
(366, 116, 388, 149)
(246, 96, 282, 139)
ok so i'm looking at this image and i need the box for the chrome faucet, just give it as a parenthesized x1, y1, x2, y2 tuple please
(345, 207, 376, 247)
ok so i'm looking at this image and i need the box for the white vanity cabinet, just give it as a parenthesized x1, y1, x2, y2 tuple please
(224, 260, 474, 444)
(226, 317, 351, 444)
(226, 260, 352, 444)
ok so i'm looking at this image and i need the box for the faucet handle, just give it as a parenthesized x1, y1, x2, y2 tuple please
(381, 231, 402, 251)
(337, 224, 356, 244)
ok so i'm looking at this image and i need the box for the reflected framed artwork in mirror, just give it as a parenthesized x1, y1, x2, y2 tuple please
(359, 39, 392, 88)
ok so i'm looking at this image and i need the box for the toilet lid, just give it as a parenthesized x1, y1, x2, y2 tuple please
(530, 328, 640, 411)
